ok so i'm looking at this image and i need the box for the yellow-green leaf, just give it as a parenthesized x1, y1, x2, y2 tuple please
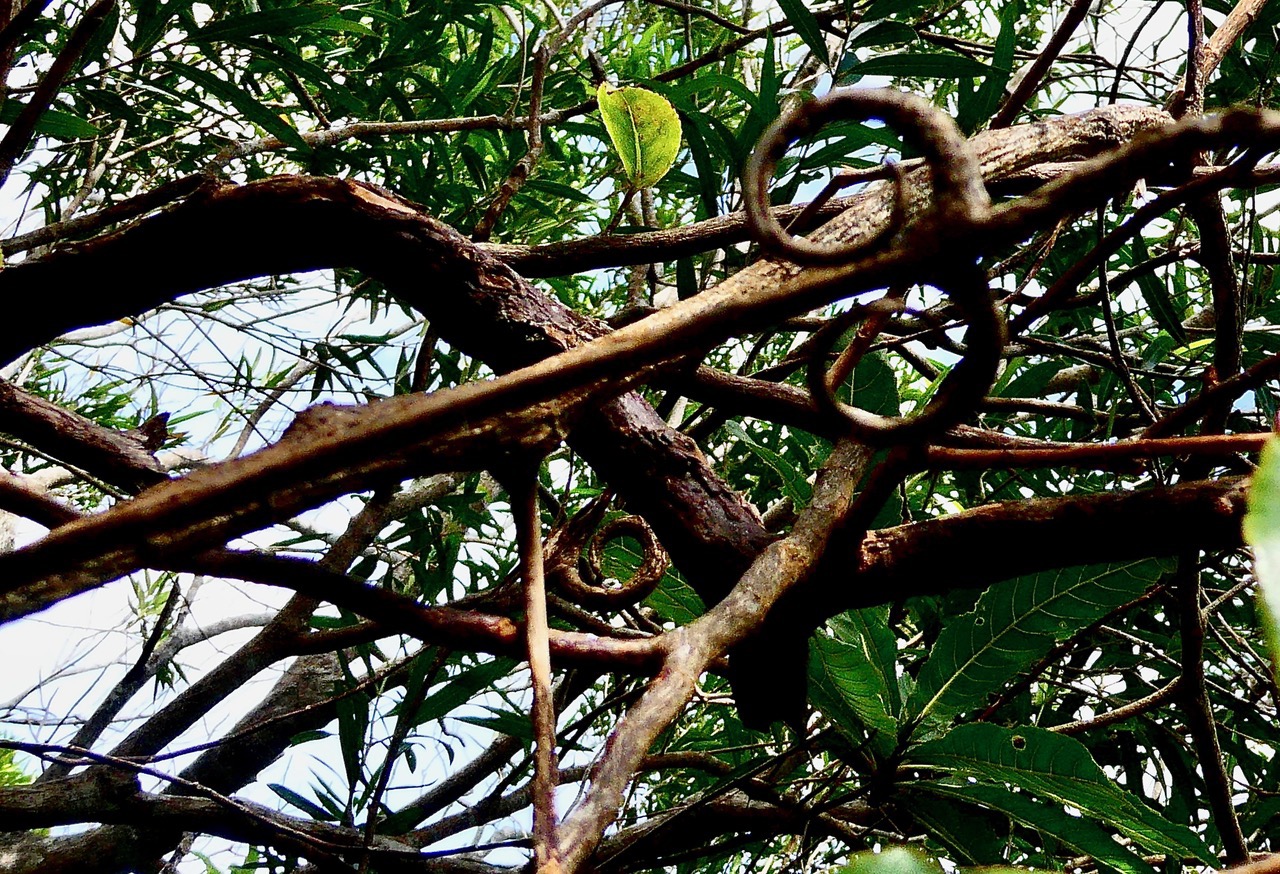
(1244, 438, 1280, 660)
(597, 84, 681, 190)
(835, 847, 943, 874)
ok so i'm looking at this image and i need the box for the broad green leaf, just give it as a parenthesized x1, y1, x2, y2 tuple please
(809, 611, 899, 755)
(907, 559, 1171, 726)
(644, 571, 706, 625)
(831, 609, 899, 715)
(0, 101, 98, 140)
(842, 52, 997, 82)
(849, 350, 901, 417)
(598, 84, 682, 190)
(166, 62, 309, 151)
(836, 846, 942, 874)
(898, 789, 1006, 865)
(1244, 438, 1280, 657)
(775, 0, 829, 66)
(908, 724, 1215, 864)
(915, 782, 1154, 874)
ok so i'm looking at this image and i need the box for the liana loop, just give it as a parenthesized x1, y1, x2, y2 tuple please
(743, 87, 990, 265)
(546, 500, 669, 610)
(806, 264, 1006, 445)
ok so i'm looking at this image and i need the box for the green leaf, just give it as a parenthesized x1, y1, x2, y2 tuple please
(335, 692, 369, 790)
(723, 420, 813, 506)
(598, 84, 682, 190)
(915, 782, 1154, 874)
(908, 724, 1215, 864)
(1131, 236, 1188, 344)
(310, 14, 377, 36)
(269, 783, 338, 821)
(848, 350, 901, 417)
(842, 52, 997, 82)
(681, 111, 721, 218)
(809, 611, 899, 754)
(191, 5, 339, 42)
(410, 658, 515, 724)
(849, 20, 918, 51)
(165, 61, 309, 151)
(1244, 437, 1280, 658)
(455, 706, 536, 742)
(956, 0, 1018, 133)
(906, 559, 1171, 726)
(0, 101, 98, 140)
(644, 571, 706, 625)
(775, 0, 829, 66)
(899, 789, 1006, 865)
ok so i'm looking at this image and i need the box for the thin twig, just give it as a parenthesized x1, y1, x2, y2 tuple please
(0, 0, 116, 188)
(990, 0, 1094, 128)
(1095, 208, 1158, 422)
(473, 46, 548, 242)
(1175, 554, 1249, 864)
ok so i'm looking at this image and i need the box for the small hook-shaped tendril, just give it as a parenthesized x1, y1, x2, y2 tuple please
(743, 87, 989, 265)
(545, 496, 669, 610)
(745, 87, 1005, 445)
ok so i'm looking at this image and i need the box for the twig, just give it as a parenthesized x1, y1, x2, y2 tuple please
(1, 173, 209, 257)
(473, 46, 548, 242)
(925, 433, 1269, 470)
(1051, 677, 1183, 735)
(555, 439, 870, 871)
(0, 0, 51, 84)
(1166, 0, 1270, 116)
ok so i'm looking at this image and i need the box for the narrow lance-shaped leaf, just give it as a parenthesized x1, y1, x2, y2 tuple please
(598, 84, 682, 190)
(190, 5, 339, 42)
(0, 101, 97, 140)
(843, 52, 996, 82)
(774, 0, 830, 66)
(1131, 235, 1188, 344)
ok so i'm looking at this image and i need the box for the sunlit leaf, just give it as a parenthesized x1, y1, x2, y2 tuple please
(598, 83, 682, 190)
(1244, 437, 1280, 659)
(835, 846, 942, 874)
